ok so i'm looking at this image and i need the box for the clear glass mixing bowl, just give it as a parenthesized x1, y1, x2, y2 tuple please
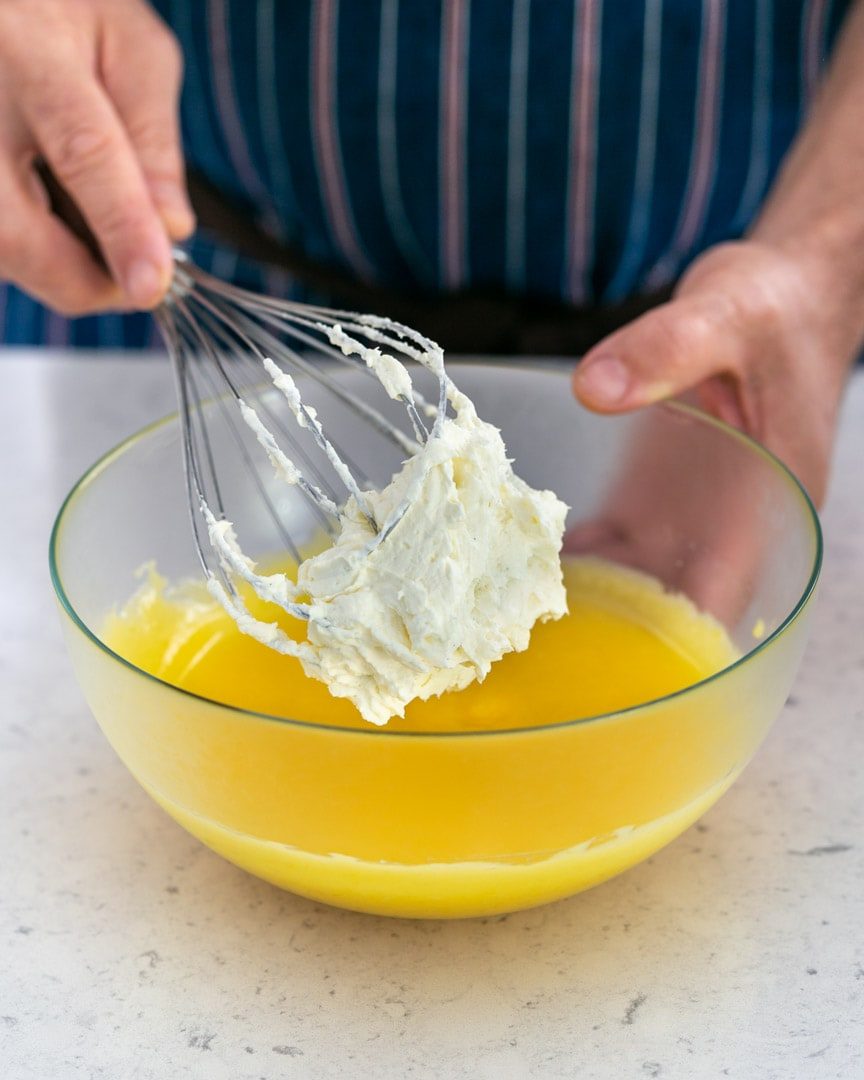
(50, 364, 821, 918)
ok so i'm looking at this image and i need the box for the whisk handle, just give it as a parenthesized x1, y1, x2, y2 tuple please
(35, 159, 109, 272)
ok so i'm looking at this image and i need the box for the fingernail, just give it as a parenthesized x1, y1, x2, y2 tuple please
(150, 181, 196, 237)
(124, 259, 167, 308)
(575, 356, 632, 405)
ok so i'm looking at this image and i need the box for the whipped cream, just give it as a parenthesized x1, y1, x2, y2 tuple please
(206, 338, 568, 725)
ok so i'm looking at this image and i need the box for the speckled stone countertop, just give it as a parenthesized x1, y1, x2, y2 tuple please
(1, 353, 862, 1080)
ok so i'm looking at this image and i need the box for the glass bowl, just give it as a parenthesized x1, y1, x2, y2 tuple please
(50, 363, 821, 918)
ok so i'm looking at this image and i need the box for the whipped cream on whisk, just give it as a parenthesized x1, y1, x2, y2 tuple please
(205, 336, 568, 725)
(297, 385, 567, 724)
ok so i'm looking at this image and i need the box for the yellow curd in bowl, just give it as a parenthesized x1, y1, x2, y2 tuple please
(91, 556, 751, 918)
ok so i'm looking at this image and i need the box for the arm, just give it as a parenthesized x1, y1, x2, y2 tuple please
(573, 0, 864, 506)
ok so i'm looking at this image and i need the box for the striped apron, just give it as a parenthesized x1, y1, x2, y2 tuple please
(0, 0, 850, 349)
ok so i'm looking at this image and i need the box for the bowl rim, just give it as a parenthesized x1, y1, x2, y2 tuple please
(49, 363, 823, 739)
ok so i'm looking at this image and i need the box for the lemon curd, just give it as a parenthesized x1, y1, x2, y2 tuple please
(101, 557, 742, 918)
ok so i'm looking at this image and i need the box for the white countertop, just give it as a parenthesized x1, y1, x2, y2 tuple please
(1, 351, 862, 1080)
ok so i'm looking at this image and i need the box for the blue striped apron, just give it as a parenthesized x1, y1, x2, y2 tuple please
(0, 0, 851, 348)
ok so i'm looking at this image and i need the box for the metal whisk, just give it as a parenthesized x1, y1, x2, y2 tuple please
(153, 250, 451, 652)
(33, 162, 454, 657)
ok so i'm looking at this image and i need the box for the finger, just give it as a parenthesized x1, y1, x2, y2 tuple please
(572, 298, 740, 414)
(18, 55, 173, 309)
(100, 10, 194, 240)
(0, 160, 124, 315)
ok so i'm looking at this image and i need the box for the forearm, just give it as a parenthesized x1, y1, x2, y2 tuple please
(751, 0, 864, 353)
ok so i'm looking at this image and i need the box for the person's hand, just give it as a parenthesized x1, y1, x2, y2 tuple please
(572, 239, 863, 507)
(563, 405, 779, 627)
(0, 0, 194, 315)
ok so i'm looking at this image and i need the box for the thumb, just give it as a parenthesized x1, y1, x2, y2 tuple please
(572, 297, 738, 414)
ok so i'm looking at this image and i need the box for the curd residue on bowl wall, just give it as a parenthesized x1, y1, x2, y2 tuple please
(98, 556, 740, 917)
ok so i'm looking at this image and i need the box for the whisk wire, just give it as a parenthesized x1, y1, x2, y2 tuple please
(161, 308, 235, 602)
(185, 338, 305, 564)
(183, 288, 376, 523)
(157, 249, 450, 641)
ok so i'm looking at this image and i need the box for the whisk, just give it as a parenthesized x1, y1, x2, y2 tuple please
(35, 162, 455, 654)
(153, 250, 452, 654)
